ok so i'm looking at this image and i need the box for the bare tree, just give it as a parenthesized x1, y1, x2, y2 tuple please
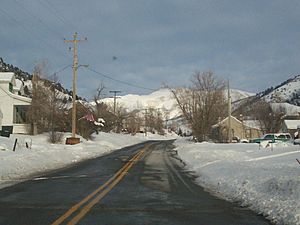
(27, 62, 68, 142)
(171, 71, 226, 141)
(250, 100, 285, 133)
(27, 62, 50, 134)
(48, 75, 67, 143)
(123, 110, 143, 134)
(92, 83, 116, 132)
(93, 83, 106, 117)
(114, 104, 127, 133)
(144, 108, 164, 134)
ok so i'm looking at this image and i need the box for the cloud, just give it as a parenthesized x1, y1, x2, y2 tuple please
(0, 0, 300, 99)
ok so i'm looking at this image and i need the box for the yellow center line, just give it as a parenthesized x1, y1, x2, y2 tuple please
(51, 147, 147, 225)
(67, 150, 145, 225)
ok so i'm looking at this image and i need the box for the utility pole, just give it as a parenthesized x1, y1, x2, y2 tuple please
(64, 32, 87, 145)
(143, 109, 149, 136)
(228, 80, 232, 143)
(109, 90, 121, 115)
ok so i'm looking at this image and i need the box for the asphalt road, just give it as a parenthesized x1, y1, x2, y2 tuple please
(0, 140, 271, 225)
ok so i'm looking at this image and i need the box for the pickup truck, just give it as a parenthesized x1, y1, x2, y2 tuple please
(249, 133, 292, 144)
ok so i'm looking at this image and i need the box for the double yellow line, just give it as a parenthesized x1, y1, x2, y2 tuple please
(51, 148, 146, 225)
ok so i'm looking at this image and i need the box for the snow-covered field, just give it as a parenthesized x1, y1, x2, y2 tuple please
(0, 132, 176, 189)
(175, 139, 300, 225)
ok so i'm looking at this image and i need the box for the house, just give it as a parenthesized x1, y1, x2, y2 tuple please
(0, 72, 31, 135)
(280, 119, 300, 137)
(212, 115, 262, 142)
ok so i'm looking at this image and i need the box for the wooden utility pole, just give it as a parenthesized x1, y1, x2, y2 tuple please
(228, 80, 232, 143)
(143, 109, 149, 136)
(64, 32, 87, 144)
(109, 90, 121, 115)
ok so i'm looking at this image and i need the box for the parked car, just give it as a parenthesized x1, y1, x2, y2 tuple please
(294, 139, 300, 145)
(250, 133, 291, 144)
(240, 139, 250, 143)
(277, 133, 292, 141)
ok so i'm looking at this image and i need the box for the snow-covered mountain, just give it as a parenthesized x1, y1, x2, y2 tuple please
(256, 74, 300, 115)
(101, 89, 180, 119)
(229, 89, 255, 103)
(262, 75, 300, 105)
(100, 88, 255, 120)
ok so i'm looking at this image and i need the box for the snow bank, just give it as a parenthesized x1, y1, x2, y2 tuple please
(0, 132, 175, 189)
(175, 139, 300, 224)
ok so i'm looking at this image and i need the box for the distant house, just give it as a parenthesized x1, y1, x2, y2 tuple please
(0, 72, 31, 135)
(212, 115, 262, 142)
(280, 120, 300, 136)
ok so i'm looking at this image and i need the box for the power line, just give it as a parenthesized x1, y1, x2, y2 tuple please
(54, 64, 72, 74)
(12, 0, 65, 39)
(37, 0, 78, 32)
(87, 67, 156, 91)
(0, 6, 71, 59)
(49, 64, 72, 79)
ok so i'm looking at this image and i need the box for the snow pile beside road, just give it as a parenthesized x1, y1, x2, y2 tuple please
(175, 139, 300, 224)
(0, 132, 174, 189)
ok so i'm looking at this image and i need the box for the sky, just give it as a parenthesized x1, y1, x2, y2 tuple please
(1, 0, 300, 99)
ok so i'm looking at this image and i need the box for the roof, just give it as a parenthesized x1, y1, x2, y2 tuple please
(244, 120, 261, 130)
(213, 115, 261, 130)
(0, 72, 15, 83)
(283, 120, 300, 130)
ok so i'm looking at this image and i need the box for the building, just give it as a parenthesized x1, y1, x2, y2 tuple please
(212, 115, 262, 142)
(0, 72, 31, 135)
(280, 119, 300, 137)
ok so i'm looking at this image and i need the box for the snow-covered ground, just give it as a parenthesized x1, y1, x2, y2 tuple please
(0, 132, 176, 189)
(175, 139, 300, 224)
(1, 131, 299, 224)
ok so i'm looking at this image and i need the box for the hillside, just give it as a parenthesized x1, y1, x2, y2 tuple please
(100, 89, 179, 119)
(261, 75, 300, 105)
(100, 88, 255, 120)
(250, 74, 300, 116)
(0, 57, 32, 82)
(0, 57, 84, 102)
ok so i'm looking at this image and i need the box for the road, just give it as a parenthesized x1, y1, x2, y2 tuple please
(0, 140, 271, 225)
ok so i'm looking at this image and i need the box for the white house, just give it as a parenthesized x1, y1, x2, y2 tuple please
(0, 72, 31, 134)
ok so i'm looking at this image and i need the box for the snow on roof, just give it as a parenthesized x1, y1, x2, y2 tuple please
(213, 116, 261, 130)
(283, 120, 300, 129)
(0, 72, 15, 82)
(243, 120, 261, 130)
(13, 79, 23, 91)
(212, 115, 241, 128)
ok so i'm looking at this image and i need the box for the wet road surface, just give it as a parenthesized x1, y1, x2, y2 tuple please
(0, 140, 271, 225)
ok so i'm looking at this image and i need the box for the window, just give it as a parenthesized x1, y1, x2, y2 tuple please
(9, 83, 13, 92)
(13, 105, 29, 124)
(264, 135, 274, 140)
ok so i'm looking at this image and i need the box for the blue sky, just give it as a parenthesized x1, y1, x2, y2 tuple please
(1, 0, 300, 99)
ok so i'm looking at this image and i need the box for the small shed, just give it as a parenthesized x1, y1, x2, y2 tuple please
(212, 115, 262, 142)
(281, 120, 300, 136)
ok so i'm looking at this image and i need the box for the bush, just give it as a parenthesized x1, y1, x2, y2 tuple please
(48, 131, 64, 143)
